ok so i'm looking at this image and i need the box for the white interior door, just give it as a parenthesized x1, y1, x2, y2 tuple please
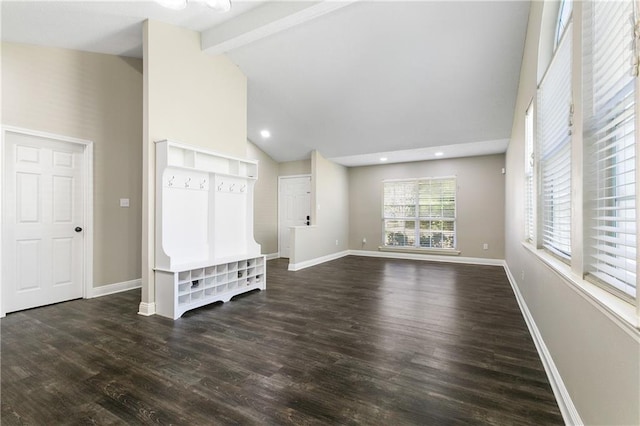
(3, 131, 85, 313)
(279, 176, 311, 258)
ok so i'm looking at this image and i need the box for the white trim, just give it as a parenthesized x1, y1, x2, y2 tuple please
(265, 252, 279, 261)
(288, 250, 350, 271)
(287, 249, 505, 271)
(502, 261, 584, 426)
(89, 279, 141, 298)
(83, 142, 94, 298)
(1, 126, 94, 316)
(349, 249, 504, 266)
(138, 301, 156, 316)
(378, 246, 461, 256)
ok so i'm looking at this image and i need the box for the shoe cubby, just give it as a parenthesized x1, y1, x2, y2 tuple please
(155, 255, 267, 319)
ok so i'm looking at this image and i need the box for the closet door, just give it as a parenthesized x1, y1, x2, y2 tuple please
(3, 130, 85, 313)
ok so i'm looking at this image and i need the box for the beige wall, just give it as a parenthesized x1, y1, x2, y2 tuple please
(142, 20, 248, 309)
(2, 42, 143, 287)
(279, 159, 311, 176)
(505, 2, 639, 425)
(348, 154, 505, 259)
(246, 141, 278, 255)
(290, 151, 349, 266)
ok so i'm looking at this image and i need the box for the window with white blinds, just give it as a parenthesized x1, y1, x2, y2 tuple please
(525, 102, 535, 242)
(538, 23, 573, 259)
(383, 178, 456, 249)
(583, 0, 637, 300)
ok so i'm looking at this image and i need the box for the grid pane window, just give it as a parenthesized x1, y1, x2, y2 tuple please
(383, 178, 456, 249)
(384, 220, 416, 247)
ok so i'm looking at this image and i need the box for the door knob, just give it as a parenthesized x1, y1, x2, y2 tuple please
(75, 227, 83, 232)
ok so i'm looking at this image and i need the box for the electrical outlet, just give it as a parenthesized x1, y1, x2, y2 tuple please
(362, 237, 367, 244)
(335, 240, 339, 246)
(483, 243, 488, 250)
(120, 198, 130, 208)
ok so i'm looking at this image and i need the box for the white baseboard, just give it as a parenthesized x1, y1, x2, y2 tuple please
(288, 250, 350, 271)
(138, 301, 156, 316)
(348, 249, 505, 266)
(265, 252, 279, 261)
(502, 262, 583, 426)
(89, 278, 141, 298)
(286, 249, 504, 272)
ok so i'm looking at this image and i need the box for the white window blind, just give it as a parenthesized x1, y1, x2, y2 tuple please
(583, 0, 637, 299)
(525, 103, 535, 242)
(538, 23, 573, 259)
(383, 178, 456, 249)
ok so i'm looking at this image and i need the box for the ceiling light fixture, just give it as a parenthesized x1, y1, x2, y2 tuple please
(156, 0, 187, 10)
(206, 0, 232, 13)
(434, 152, 444, 157)
(155, 0, 231, 13)
(380, 157, 388, 162)
(260, 130, 271, 138)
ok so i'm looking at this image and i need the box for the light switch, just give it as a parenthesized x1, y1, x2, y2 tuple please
(120, 198, 130, 208)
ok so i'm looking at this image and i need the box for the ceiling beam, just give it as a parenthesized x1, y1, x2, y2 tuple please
(201, 0, 358, 55)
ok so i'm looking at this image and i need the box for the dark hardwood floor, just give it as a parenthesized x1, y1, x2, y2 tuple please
(1, 256, 563, 425)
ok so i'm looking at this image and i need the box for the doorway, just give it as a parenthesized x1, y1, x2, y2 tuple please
(2, 127, 93, 314)
(278, 175, 311, 258)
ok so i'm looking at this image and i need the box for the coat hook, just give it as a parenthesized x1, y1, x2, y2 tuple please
(229, 183, 235, 191)
(218, 181, 224, 191)
(168, 176, 175, 187)
(185, 177, 191, 188)
(240, 184, 246, 192)
(200, 178, 207, 189)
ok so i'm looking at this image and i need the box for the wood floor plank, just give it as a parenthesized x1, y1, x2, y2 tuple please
(1, 256, 563, 425)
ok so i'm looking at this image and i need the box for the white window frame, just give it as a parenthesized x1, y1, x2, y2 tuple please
(381, 177, 457, 251)
(524, 100, 536, 243)
(554, 0, 573, 50)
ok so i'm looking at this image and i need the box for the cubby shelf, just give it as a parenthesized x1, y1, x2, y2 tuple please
(163, 140, 258, 179)
(156, 256, 266, 320)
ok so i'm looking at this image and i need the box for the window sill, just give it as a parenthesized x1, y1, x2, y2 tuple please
(521, 242, 639, 339)
(379, 246, 461, 256)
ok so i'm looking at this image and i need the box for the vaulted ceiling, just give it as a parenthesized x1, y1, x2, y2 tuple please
(2, 1, 530, 165)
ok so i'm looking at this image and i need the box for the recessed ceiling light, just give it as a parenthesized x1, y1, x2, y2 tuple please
(434, 152, 444, 157)
(260, 130, 271, 138)
(380, 157, 388, 162)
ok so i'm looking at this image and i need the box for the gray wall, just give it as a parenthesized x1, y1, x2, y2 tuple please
(2, 42, 143, 288)
(348, 154, 505, 259)
(290, 151, 349, 266)
(279, 159, 311, 176)
(505, 2, 639, 424)
(246, 141, 278, 255)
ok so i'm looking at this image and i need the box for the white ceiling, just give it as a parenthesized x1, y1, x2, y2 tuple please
(1, 0, 530, 166)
